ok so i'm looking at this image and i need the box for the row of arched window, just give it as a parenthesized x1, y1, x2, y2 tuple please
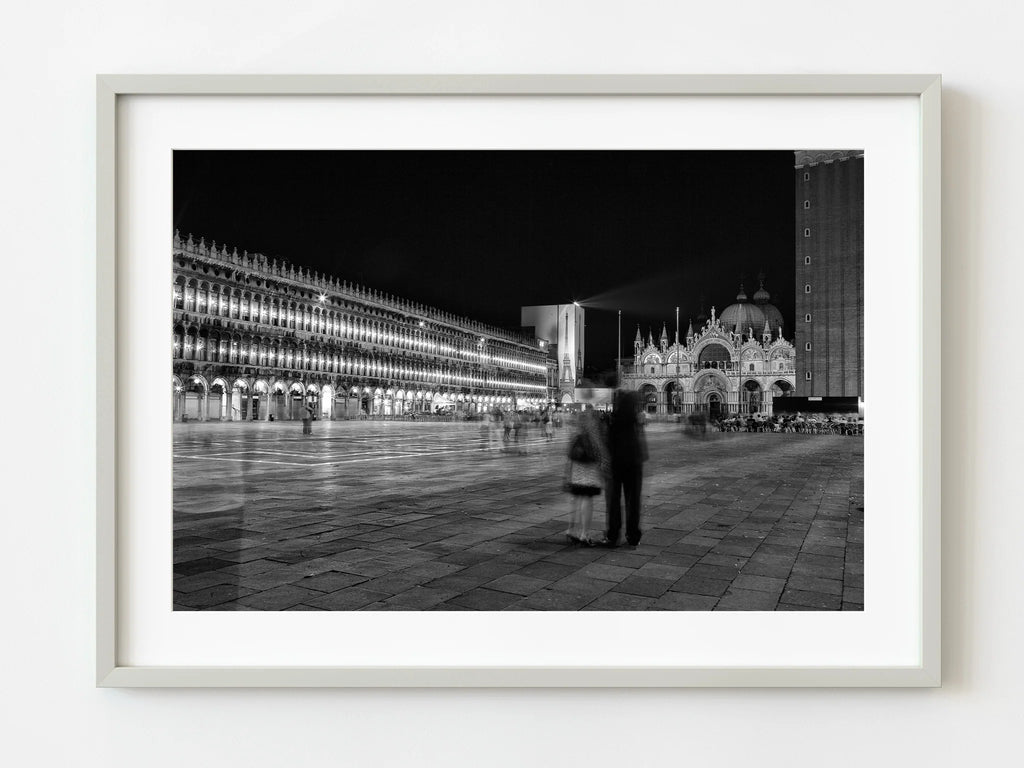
(172, 328, 545, 392)
(172, 276, 546, 374)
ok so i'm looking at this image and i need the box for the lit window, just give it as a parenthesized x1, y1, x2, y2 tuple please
(804, 256, 811, 265)
(804, 284, 811, 293)
(805, 342, 812, 351)
(803, 171, 810, 181)
(805, 313, 812, 322)
(803, 228, 811, 238)
(805, 371, 812, 380)
(803, 200, 811, 209)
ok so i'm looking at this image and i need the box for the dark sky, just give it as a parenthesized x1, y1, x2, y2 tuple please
(173, 150, 795, 374)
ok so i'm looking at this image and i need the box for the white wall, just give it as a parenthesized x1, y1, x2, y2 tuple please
(2, 2, 1020, 765)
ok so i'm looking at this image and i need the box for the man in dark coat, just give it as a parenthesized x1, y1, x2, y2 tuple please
(603, 378, 649, 547)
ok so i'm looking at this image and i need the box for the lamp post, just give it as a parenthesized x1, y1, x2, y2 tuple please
(617, 310, 622, 386)
(675, 306, 681, 417)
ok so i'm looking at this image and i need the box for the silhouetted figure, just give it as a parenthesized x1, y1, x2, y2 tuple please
(603, 376, 648, 547)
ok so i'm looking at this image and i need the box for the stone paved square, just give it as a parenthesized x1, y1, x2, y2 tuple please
(173, 419, 863, 611)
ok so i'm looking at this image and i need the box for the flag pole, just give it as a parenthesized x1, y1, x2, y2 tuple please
(617, 310, 622, 385)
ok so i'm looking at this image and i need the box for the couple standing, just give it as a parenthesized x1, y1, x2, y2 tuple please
(563, 380, 648, 547)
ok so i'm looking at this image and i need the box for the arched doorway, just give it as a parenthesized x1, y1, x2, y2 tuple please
(270, 382, 286, 420)
(179, 376, 206, 421)
(288, 383, 304, 420)
(664, 381, 682, 415)
(231, 379, 249, 421)
(305, 384, 320, 420)
(742, 380, 762, 414)
(639, 384, 659, 415)
(252, 380, 269, 420)
(320, 384, 334, 420)
(707, 392, 723, 421)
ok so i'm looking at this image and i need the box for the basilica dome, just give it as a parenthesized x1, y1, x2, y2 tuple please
(751, 276, 785, 338)
(718, 284, 766, 339)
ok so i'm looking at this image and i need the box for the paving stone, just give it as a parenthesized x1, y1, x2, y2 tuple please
(584, 592, 657, 610)
(648, 552, 701, 569)
(305, 587, 391, 610)
(613, 575, 674, 598)
(514, 561, 578, 582)
(684, 563, 742, 582)
(174, 556, 237, 577)
(791, 560, 844, 580)
(173, 571, 237, 593)
(786, 574, 843, 596)
(670, 575, 731, 597)
(447, 587, 524, 611)
(384, 586, 461, 609)
(295, 571, 370, 593)
(779, 588, 842, 610)
(593, 551, 652, 569)
(715, 587, 780, 611)
(174, 584, 255, 608)
(548, 575, 617, 599)
(484, 574, 551, 596)
(742, 557, 793, 579)
(515, 589, 594, 610)
(731, 574, 786, 594)
(652, 592, 719, 610)
(576, 563, 637, 582)
(698, 553, 748, 568)
(235, 584, 323, 610)
(635, 563, 689, 581)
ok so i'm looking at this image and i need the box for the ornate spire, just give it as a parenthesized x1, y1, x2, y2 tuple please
(753, 271, 771, 304)
(634, 325, 642, 344)
(687, 318, 694, 338)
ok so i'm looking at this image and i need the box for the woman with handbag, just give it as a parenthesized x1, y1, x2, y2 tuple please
(562, 408, 608, 545)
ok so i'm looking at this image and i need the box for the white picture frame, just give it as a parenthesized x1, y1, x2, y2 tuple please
(96, 74, 941, 687)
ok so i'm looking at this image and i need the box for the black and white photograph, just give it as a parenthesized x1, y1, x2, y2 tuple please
(171, 149, 864, 612)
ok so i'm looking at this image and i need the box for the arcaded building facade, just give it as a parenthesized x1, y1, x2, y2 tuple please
(171, 232, 549, 421)
(621, 284, 796, 419)
(794, 150, 864, 399)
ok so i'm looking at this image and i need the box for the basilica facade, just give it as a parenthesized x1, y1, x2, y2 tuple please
(621, 282, 797, 419)
(171, 232, 550, 422)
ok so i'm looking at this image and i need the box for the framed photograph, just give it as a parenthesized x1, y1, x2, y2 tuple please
(97, 74, 940, 686)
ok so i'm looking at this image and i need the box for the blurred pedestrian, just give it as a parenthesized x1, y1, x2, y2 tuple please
(602, 375, 648, 547)
(563, 406, 607, 545)
(512, 411, 524, 454)
(543, 409, 554, 441)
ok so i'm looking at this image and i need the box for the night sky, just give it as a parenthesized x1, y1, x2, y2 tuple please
(173, 150, 795, 376)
